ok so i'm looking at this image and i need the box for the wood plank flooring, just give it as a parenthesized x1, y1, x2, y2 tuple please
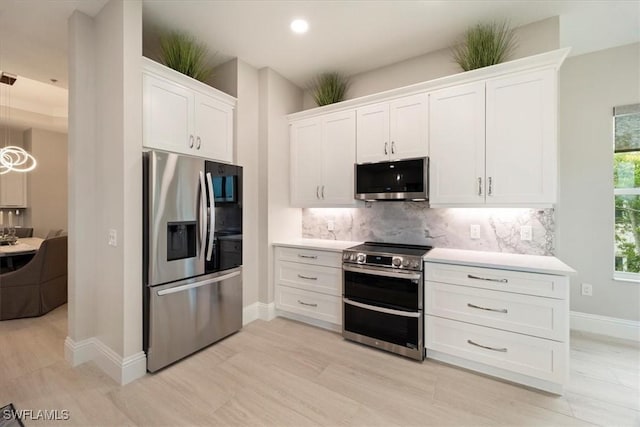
(0, 305, 638, 426)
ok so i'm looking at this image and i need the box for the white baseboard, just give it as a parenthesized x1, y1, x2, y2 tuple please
(242, 302, 276, 325)
(571, 311, 640, 342)
(259, 302, 276, 321)
(64, 336, 147, 385)
(243, 303, 259, 325)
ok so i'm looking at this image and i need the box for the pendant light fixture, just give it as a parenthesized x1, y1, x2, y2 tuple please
(0, 71, 37, 174)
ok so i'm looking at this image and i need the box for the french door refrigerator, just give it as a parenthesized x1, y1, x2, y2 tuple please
(143, 150, 243, 372)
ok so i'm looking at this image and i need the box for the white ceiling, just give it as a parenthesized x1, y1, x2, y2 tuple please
(0, 0, 638, 129)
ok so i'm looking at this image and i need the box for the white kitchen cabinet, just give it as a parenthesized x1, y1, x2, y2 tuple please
(274, 244, 345, 331)
(356, 93, 428, 163)
(0, 172, 27, 208)
(429, 69, 557, 206)
(485, 69, 556, 205)
(425, 259, 570, 394)
(290, 110, 356, 207)
(429, 82, 485, 204)
(142, 57, 235, 163)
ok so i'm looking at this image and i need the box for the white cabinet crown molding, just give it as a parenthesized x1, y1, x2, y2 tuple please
(287, 48, 570, 122)
(141, 56, 236, 106)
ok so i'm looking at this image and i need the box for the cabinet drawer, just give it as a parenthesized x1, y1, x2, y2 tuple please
(425, 262, 567, 299)
(277, 261, 341, 296)
(275, 286, 341, 325)
(276, 246, 342, 268)
(426, 316, 567, 383)
(426, 282, 567, 341)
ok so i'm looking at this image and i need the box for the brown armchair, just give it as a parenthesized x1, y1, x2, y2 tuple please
(0, 236, 67, 320)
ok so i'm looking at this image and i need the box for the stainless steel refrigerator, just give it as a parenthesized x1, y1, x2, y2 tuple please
(143, 150, 243, 372)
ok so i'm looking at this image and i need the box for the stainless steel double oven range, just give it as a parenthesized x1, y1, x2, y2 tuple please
(342, 242, 432, 361)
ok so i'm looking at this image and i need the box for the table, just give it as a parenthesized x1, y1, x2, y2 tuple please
(0, 237, 44, 257)
(0, 237, 44, 271)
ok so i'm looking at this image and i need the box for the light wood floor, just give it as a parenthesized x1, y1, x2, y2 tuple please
(1, 305, 638, 426)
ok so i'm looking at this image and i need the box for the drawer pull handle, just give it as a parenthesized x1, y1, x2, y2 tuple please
(298, 254, 318, 259)
(467, 274, 508, 283)
(467, 303, 508, 314)
(297, 274, 318, 281)
(298, 300, 318, 307)
(467, 339, 507, 353)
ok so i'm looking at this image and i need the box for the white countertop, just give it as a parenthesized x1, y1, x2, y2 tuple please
(273, 238, 362, 252)
(425, 248, 576, 276)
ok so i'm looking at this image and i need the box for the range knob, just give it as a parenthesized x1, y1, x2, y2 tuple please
(356, 253, 366, 263)
(411, 260, 421, 269)
(350, 253, 356, 261)
(342, 252, 350, 260)
(402, 259, 410, 267)
(392, 256, 402, 267)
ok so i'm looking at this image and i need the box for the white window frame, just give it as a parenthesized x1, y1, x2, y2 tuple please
(613, 103, 640, 282)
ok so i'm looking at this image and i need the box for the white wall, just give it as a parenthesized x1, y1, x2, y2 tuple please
(237, 60, 260, 307)
(303, 17, 559, 109)
(24, 128, 68, 237)
(67, 0, 145, 384)
(68, 8, 98, 351)
(212, 58, 261, 308)
(557, 43, 640, 322)
(257, 68, 303, 303)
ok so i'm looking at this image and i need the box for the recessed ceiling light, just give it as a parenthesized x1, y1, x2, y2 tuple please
(290, 19, 309, 34)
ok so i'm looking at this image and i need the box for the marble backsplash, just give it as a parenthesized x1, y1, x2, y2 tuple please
(302, 203, 555, 256)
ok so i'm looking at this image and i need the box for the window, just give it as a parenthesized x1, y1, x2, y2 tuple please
(614, 104, 640, 279)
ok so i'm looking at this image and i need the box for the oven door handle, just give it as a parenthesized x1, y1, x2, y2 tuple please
(343, 298, 421, 318)
(342, 264, 421, 281)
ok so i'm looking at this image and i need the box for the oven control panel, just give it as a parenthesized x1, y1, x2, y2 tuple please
(342, 251, 422, 270)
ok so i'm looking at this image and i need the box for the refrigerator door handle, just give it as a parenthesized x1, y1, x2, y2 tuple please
(205, 172, 216, 262)
(156, 270, 241, 296)
(198, 171, 207, 259)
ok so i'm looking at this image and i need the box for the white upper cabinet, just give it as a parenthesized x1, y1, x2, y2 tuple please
(429, 82, 486, 205)
(485, 69, 556, 205)
(194, 92, 234, 163)
(0, 172, 27, 208)
(291, 110, 357, 207)
(430, 68, 557, 206)
(291, 118, 323, 207)
(356, 93, 428, 163)
(142, 57, 235, 163)
(356, 103, 389, 163)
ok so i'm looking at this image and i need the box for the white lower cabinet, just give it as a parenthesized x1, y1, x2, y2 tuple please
(274, 245, 343, 330)
(425, 261, 570, 394)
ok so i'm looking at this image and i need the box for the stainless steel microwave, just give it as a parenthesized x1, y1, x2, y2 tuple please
(355, 157, 429, 201)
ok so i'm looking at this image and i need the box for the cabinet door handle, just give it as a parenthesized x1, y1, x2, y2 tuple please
(391, 141, 395, 154)
(488, 177, 493, 196)
(321, 185, 325, 199)
(467, 339, 507, 353)
(298, 300, 318, 307)
(384, 142, 388, 155)
(467, 303, 508, 314)
(298, 254, 318, 259)
(189, 135, 194, 148)
(316, 185, 320, 199)
(467, 274, 508, 283)
(196, 136, 201, 150)
(297, 274, 318, 281)
(477, 177, 482, 196)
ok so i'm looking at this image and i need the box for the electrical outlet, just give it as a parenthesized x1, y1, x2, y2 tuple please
(327, 220, 335, 231)
(520, 226, 533, 241)
(581, 283, 593, 296)
(108, 229, 117, 247)
(470, 224, 480, 239)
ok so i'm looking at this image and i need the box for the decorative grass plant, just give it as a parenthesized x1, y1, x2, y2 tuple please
(452, 21, 517, 71)
(310, 72, 350, 106)
(159, 31, 213, 82)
